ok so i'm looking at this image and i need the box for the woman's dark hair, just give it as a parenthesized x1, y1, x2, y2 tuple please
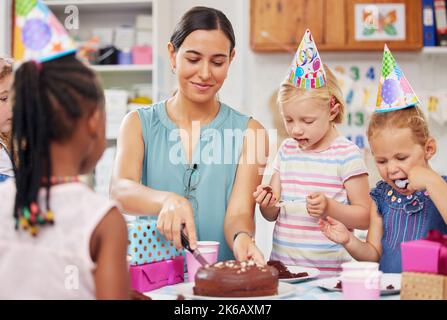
(12, 54, 104, 235)
(170, 6, 235, 53)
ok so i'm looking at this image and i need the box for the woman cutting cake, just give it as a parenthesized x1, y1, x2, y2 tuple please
(111, 6, 267, 264)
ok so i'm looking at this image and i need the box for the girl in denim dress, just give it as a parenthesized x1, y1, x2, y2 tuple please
(318, 47, 447, 273)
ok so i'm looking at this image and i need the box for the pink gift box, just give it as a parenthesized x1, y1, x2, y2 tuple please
(130, 255, 185, 292)
(401, 231, 447, 275)
(132, 45, 152, 64)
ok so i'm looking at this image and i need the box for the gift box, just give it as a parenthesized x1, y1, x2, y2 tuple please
(132, 45, 152, 64)
(401, 272, 447, 300)
(130, 255, 185, 292)
(401, 230, 447, 275)
(127, 218, 183, 266)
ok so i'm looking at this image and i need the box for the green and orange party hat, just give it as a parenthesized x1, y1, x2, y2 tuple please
(375, 44, 420, 112)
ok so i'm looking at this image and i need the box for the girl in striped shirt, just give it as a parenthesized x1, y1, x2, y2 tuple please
(253, 64, 371, 277)
(254, 31, 371, 276)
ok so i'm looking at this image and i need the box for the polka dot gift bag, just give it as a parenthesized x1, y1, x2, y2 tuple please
(128, 217, 185, 292)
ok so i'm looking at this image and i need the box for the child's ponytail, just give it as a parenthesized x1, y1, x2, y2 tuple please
(13, 61, 53, 235)
(11, 54, 103, 236)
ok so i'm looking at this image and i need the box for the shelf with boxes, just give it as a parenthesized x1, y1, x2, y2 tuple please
(44, 1, 162, 104)
(41, 0, 172, 195)
(44, 0, 155, 134)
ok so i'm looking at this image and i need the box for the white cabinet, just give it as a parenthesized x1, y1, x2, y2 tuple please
(2, 0, 173, 193)
(42, 0, 172, 193)
(44, 0, 158, 100)
(44, 0, 171, 104)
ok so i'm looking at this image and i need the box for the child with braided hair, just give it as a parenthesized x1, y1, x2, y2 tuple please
(0, 54, 129, 299)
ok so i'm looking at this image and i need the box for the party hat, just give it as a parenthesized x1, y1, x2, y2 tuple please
(287, 29, 326, 89)
(375, 45, 419, 112)
(14, 0, 77, 62)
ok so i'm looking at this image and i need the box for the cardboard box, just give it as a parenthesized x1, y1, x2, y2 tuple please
(401, 272, 447, 300)
(104, 89, 128, 140)
(114, 26, 135, 50)
(132, 45, 152, 64)
(136, 30, 153, 46)
(135, 14, 152, 30)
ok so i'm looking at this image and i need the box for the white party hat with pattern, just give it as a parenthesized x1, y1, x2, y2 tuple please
(287, 29, 326, 89)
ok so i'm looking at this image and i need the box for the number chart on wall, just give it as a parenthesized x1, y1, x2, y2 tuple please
(333, 64, 379, 151)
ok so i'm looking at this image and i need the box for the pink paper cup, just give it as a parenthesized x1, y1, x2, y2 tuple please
(341, 261, 379, 273)
(341, 270, 382, 300)
(197, 241, 220, 255)
(186, 248, 218, 282)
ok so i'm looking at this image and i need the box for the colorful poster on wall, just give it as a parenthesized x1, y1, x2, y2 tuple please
(354, 4, 406, 41)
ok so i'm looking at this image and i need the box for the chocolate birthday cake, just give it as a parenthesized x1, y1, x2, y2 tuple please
(193, 260, 279, 297)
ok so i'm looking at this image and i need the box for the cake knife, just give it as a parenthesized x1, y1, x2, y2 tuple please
(180, 228, 209, 267)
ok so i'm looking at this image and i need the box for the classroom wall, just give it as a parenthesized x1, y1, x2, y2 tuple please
(166, 1, 447, 175)
(165, 0, 447, 259)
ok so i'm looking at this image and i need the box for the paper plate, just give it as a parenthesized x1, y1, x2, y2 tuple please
(174, 282, 296, 300)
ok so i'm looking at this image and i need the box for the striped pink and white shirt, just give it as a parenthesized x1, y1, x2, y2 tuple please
(270, 136, 368, 277)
